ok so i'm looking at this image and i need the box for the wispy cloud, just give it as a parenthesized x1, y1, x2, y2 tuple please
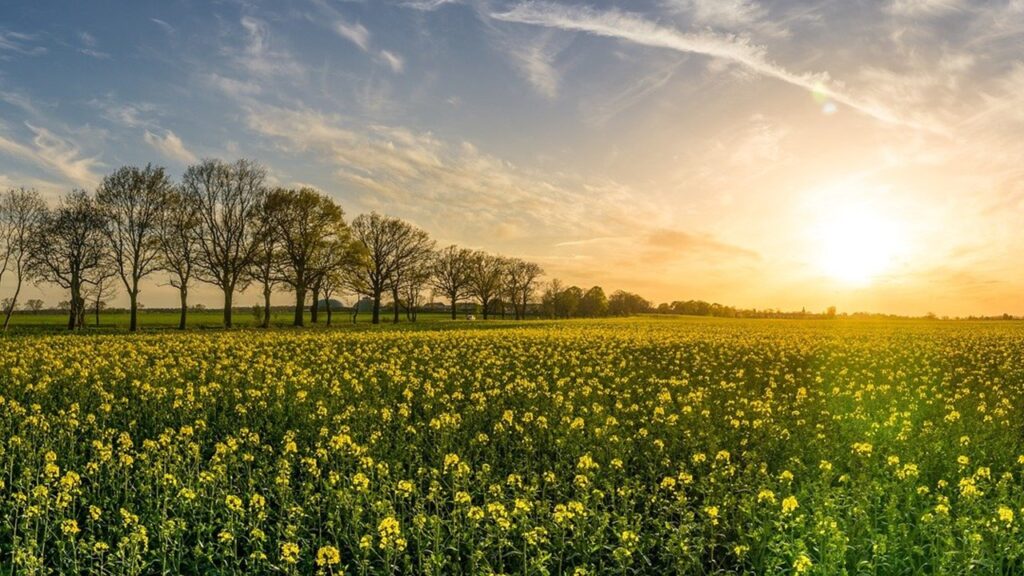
(492, 2, 947, 134)
(77, 31, 111, 59)
(886, 0, 967, 16)
(150, 18, 176, 36)
(335, 20, 371, 52)
(0, 123, 102, 187)
(0, 29, 47, 58)
(144, 129, 198, 165)
(401, 0, 462, 10)
(379, 50, 405, 73)
(234, 16, 305, 79)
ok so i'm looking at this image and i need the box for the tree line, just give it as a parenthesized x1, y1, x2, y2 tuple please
(0, 159, 653, 331)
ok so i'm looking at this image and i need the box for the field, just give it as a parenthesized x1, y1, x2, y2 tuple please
(2, 317, 1024, 575)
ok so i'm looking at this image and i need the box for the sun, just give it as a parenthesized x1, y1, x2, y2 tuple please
(813, 203, 906, 286)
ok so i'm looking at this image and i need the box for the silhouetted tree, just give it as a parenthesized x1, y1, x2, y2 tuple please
(0, 188, 46, 330)
(345, 213, 429, 325)
(579, 286, 609, 318)
(467, 251, 506, 320)
(182, 159, 267, 328)
(265, 188, 351, 326)
(504, 258, 544, 320)
(156, 187, 200, 330)
(28, 190, 108, 330)
(96, 164, 172, 332)
(431, 245, 473, 320)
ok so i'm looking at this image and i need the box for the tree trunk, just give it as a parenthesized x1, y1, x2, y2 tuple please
(95, 300, 100, 326)
(178, 287, 187, 330)
(326, 303, 333, 326)
(293, 286, 306, 327)
(2, 277, 22, 330)
(129, 288, 138, 332)
(371, 291, 381, 325)
(68, 281, 78, 330)
(310, 287, 320, 323)
(392, 287, 400, 324)
(482, 298, 489, 320)
(223, 288, 233, 328)
(263, 286, 272, 328)
(450, 294, 457, 320)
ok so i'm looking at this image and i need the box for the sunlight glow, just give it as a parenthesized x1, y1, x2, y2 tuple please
(813, 199, 907, 286)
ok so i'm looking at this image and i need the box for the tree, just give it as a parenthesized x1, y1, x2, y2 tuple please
(400, 256, 434, 322)
(386, 223, 434, 324)
(96, 164, 172, 332)
(0, 188, 46, 330)
(264, 188, 350, 327)
(84, 263, 118, 327)
(182, 159, 267, 328)
(540, 278, 563, 318)
(345, 213, 428, 325)
(467, 252, 506, 320)
(608, 290, 651, 316)
(431, 245, 473, 320)
(555, 285, 583, 318)
(28, 190, 108, 330)
(156, 187, 200, 330)
(579, 286, 609, 318)
(503, 258, 544, 320)
(25, 299, 43, 314)
(250, 198, 278, 329)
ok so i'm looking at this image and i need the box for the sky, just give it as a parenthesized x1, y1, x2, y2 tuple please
(1, 0, 1023, 316)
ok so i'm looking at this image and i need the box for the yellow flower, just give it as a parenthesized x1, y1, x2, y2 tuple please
(225, 495, 243, 513)
(281, 542, 300, 564)
(60, 519, 79, 537)
(757, 489, 776, 504)
(316, 545, 341, 567)
(793, 553, 813, 574)
(998, 506, 1015, 526)
(782, 496, 799, 515)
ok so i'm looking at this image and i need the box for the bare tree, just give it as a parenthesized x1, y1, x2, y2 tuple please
(96, 164, 172, 332)
(28, 190, 108, 330)
(387, 223, 434, 324)
(83, 262, 118, 327)
(504, 258, 544, 320)
(0, 188, 46, 330)
(250, 198, 278, 328)
(156, 187, 200, 330)
(431, 245, 473, 320)
(345, 213, 429, 325)
(25, 299, 43, 314)
(401, 256, 434, 322)
(182, 159, 267, 328)
(467, 252, 507, 320)
(265, 188, 350, 327)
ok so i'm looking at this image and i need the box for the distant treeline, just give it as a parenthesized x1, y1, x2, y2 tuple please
(0, 158, 655, 332)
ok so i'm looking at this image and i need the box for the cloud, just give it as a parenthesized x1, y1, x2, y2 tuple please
(335, 20, 371, 52)
(886, 0, 966, 16)
(492, 2, 946, 134)
(663, 0, 777, 33)
(77, 31, 111, 59)
(150, 18, 176, 35)
(379, 50, 405, 73)
(0, 29, 47, 58)
(234, 16, 305, 79)
(0, 123, 102, 187)
(505, 33, 564, 99)
(241, 102, 660, 245)
(401, 0, 462, 10)
(144, 129, 198, 165)
(90, 97, 159, 128)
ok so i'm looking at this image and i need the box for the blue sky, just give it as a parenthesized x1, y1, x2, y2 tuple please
(2, 0, 1023, 314)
